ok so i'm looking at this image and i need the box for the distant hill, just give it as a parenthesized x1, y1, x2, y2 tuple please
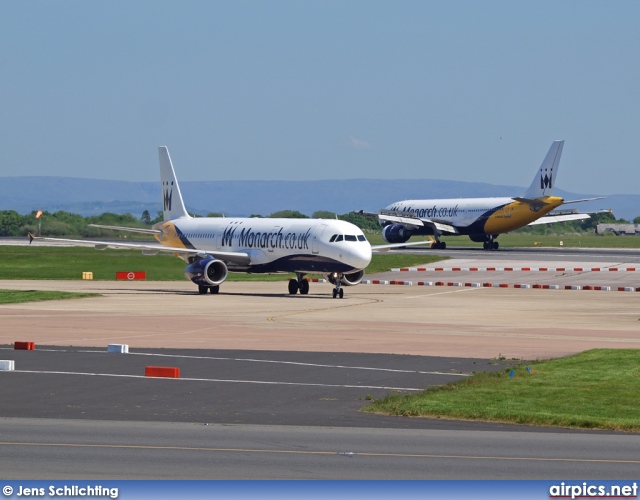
(0, 176, 634, 220)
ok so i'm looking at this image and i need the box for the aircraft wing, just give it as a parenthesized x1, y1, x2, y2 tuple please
(29, 236, 252, 266)
(371, 239, 435, 252)
(427, 219, 459, 235)
(378, 213, 458, 235)
(378, 213, 424, 229)
(527, 207, 611, 226)
(527, 213, 591, 226)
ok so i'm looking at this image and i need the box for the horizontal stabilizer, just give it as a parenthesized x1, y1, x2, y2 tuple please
(88, 224, 162, 235)
(561, 197, 606, 205)
(513, 197, 549, 211)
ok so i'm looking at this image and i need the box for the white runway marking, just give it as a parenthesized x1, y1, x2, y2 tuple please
(10, 369, 427, 391)
(0, 347, 470, 377)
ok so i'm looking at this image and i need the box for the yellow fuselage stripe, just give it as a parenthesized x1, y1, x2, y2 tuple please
(483, 196, 563, 234)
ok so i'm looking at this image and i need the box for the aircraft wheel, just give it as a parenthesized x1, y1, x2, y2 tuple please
(198, 285, 208, 295)
(440, 241, 446, 250)
(332, 289, 338, 299)
(299, 279, 309, 295)
(483, 241, 489, 250)
(288, 278, 299, 295)
(493, 241, 499, 250)
(210, 285, 220, 294)
(339, 288, 344, 299)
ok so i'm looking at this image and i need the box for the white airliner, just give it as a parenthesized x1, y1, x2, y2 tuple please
(31, 147, 410, 298)
(373, 140, 602, 250)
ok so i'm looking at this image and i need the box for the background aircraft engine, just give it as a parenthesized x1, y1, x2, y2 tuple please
(184, 256, 228, 286)
(324, 269, 365, 286)
(381, 224, 411, 244)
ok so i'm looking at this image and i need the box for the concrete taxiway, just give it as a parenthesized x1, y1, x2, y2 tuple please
(1, 273, 638, 359)
(1, 247, 639, 479)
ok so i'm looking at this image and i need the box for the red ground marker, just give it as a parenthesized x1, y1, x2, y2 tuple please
(14, 341, 35, 350)
(145, 366, 180, 378)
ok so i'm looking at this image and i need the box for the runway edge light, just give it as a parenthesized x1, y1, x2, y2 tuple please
(108, 344, 129, 353)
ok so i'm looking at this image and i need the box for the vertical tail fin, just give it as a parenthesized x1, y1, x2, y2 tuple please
(523, 140, 564, 198)
(158, 146, 190, 221)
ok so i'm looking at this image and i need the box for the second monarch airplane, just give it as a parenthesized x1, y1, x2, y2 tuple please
(371, 140, 601, 250)
(31, 147, 414, 298)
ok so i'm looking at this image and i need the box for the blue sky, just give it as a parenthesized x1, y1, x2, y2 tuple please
(1, 1, 638, 195)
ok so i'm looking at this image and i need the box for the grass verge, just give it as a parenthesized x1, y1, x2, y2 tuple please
(364, 232, 640, 249)
(0, 246, 446, 281)
(363, 349, 640, 432)
(0, 289, 100, 304)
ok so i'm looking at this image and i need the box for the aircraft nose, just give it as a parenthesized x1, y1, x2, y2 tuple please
(349, 242, 372, 269)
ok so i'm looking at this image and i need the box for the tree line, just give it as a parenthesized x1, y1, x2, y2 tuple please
(0, 208, 636, 238)
(0, 209, 381, 238)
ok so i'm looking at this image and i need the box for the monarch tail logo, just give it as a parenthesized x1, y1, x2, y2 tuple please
(540, 171, 553, 190)
(163, 188, 173, 211)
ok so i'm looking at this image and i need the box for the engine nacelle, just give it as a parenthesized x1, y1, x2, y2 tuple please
(381, 224, 411, 244)
(324, 269, 365, 287)
(184, 256, 228, 286)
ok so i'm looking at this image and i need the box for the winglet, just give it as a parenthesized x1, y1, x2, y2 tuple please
(523, 140, 564, 199)
(158, 147, 190, 221)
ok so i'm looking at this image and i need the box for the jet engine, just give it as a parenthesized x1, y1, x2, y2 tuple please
(184, 256, 228, 286)
(324, 269, 365, 287)
(381, 224, 411, 244)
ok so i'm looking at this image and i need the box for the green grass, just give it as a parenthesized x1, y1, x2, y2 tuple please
(363, 349, 640, 432)
(365, 231, 640, 249)
(365, 253, 447, 274)
(0, 245, 445, 281)
(0, 289, 99, 304)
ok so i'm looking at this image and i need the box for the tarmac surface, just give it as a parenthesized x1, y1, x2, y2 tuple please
(1, 247, 639, 479)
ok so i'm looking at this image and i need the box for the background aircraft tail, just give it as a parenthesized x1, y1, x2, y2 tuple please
(523, 140, 564, 198)
(158, 146, 190, 221)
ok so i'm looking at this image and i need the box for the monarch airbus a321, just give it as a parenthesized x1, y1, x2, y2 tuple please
(31, 147, 412, 298)
(372, 140, 602, 250)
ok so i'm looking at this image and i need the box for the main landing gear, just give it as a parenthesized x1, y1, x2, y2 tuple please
(198, 285, 220, 294)
(288, 273, 310, 295)
(483, 236, 499, 250)
(430, 240, 446, 250)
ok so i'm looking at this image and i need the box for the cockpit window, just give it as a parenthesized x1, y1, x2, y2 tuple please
(357, 235, 366, 241)
(335, 235, 343, 242)
(345, 235, 357, 241)
(329, 234, 337, 242)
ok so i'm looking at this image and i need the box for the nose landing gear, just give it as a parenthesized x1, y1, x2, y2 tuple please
(332, 277, 344, 299)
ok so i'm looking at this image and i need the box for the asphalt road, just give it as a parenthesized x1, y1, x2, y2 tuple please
(2, 418, 639, 479)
